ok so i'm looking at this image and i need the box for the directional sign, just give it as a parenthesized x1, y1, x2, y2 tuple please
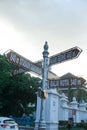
(5, 50, 59, 79)
(5, 50, 42, 75)
(5, 46, 82, 77)
(49, 46, 82, 66)
(11, 67, 58, 79)
(35, 46, 82, 66)
(11, 68, 26, 76)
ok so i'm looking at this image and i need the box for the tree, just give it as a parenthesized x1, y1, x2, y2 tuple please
(0, 54, 41, 117)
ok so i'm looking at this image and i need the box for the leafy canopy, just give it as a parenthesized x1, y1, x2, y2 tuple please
(0, 54, 41, 117)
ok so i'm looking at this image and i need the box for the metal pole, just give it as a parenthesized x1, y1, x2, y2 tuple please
(39, 41, 49, 130)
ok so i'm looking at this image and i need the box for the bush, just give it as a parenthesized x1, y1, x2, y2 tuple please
(59, 120, 68, 126)
(83, 122, 87, 129)
(76, 122, 83, 128)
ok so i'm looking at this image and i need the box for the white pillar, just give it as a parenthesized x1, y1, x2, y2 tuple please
(79, 100, 86, 111)
(60, 93, 69, 120)
(70, 97, 79, 123)
(45, 89, 59, 130)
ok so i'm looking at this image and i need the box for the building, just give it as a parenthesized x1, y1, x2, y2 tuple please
(49, 72, 87, 101)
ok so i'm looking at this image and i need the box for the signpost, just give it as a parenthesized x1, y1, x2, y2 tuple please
(5, 50, 42, 75)
(35, 46, 82, 67)
(11, 68, 26, 76)
(5, 46, 82, 77)
(49, 46, 82, 66)
(5, 50, 58, 79)
(5, 42, 82, 130)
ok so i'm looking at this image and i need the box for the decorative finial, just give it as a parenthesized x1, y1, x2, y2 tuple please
(44, 41, 48, 50)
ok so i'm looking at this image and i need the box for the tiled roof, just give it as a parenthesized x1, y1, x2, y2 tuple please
(60, 72, 77, 79)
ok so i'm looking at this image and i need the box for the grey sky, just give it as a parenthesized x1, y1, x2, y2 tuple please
(0, 0, 87, 78)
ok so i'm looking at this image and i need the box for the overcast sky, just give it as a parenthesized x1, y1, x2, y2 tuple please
(0, 0, 87, 78)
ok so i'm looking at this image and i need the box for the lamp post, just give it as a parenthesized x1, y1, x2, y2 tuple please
(39, 41, 49, 130)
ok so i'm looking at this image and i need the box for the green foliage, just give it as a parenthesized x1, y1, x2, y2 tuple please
(59, 120, 68, 126)
(83, 122, 87, 129)
(0, 54, 41, 117)
(68, 87, 87, 103)
(76, 122, 84, 128)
